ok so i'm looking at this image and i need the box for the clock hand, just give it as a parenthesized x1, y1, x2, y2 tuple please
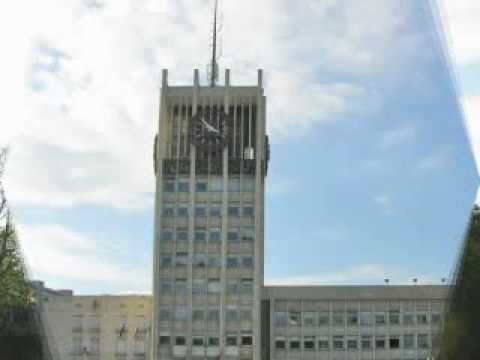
(201, 117, 220, 134)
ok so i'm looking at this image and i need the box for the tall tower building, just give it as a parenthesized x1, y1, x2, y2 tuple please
(151, 67, 268, 360)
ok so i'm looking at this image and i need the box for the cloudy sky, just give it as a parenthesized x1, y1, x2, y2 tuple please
(0, 0, 479, 294)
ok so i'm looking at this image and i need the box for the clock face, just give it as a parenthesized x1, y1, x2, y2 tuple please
(190, 109, 229, 151)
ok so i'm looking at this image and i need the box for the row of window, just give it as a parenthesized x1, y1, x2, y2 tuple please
(274, 334, 432, 351)
(162, 204, 255, 218)
(163, 178, 255, 193)
(160, 253, 254, 269)
(159, 334, 253, 347)
(160, 227, 255, 243)
(72, 314, 149, 329)
(274, 310, 442, 327)
(159, 307, 253, 322)
(159, 278, 254, 295)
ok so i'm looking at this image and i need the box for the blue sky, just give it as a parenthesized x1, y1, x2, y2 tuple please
(0, 0, 479, 294)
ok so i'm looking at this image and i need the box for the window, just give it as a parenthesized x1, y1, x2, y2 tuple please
(389, 336, 400, 349)
(73, 337, 82, 353)
(318, 311, 329, 326)
(347, 337, 358, 349)
(333, 311, 344, 325)
(209, 205, 221, 217)
(404, 334, 415, 349)
(162, 206, 174, 217)
(194, 229, 206, 242)
(361, 335, 372, 349)
(209, 178, 223, 192)
(208, 255, 221, 268)
(347, 310, 358, 325)
(275, 337, 286, 349)
(207, 309, 220, 322)
(432, 313, 442, 325)
(227, 256, 239, 268)
(174, 307, 188, 322)
(288, 310, 300, 326)
(177, 207, 189, 217)
(289, 338, 300, 350)
(333, 336, 344, 350)
(318, 336, 329, 350)
(174, 252, 188, 267)
(160, 229, 173, 242)
(175, 336, 186, 345)
(303, 312, 316, 327)
(240, 256, 253, 268)
(389, 310, 400, 325)
(177, 182, 189, 192)
(195, 181, 207, 192)
(208, 278, 221, 294)
(375, 312, 386, 325)
(304, 336, 315, 350)
(209, 337, 220, 346)
(359, 311, 373, 325)
(160, 280, 172, 294)
(228, 206, 240, 217)
(228, 178, 240, 192)
(160, 256, 172, 268)
(240, 309, 252, 321)
(241, 228, 255, 242)
(209, 228, 221, 242)
(159, 335, 170, 345)
(175, 279, 187, 295)
(192, 279, 206, 294)
(226, 309, 238, 322)
(192, 337, 204, 346)
(193, 253, 207, 267)
(227, 229, 239, 242)
(417, 334, 429, 349)
(375, 336, 386, 349)
(226, 280, 238, 294)
(226, 335, 237, 346)
(241, 178, 255, 192)
(176, 230, 188, 242)
(159, 309, 171, 321)
(239, 279, 253, 294)
(243, 206, 254, 217)
(163, 182, 174, 192)
(192, 309, 205, 321)
(195, 205, 206, 217)
(417, 313, 429, 324)
(403, 313, 415, 325)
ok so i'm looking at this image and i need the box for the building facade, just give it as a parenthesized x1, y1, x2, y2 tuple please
(262, 286, 447, 360)
(36, 282, 446, 360)
(34, 68, 448, 360)
(151, 69, 268, 360)
(34, 281, 152, 360)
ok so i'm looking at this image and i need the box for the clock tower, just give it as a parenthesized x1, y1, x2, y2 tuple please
(151, 67, 268, 360)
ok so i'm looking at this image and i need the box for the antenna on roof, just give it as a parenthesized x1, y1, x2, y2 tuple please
(209, 0, 219, 86)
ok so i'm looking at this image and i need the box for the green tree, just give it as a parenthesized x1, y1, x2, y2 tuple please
(439, 205, 480, 359)
(0, 148, 48, 360)
(0, 148, 32, 318)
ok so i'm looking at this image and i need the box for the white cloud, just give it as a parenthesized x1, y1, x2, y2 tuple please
(463, 95, 480, 174)
(266, 264, 443, 286)
(441, 0, 480, 66)
(0, 0, 435, 210)
(379, 125, 416, 150)
(373, 194, 393, 214)
(17, 223, 150, 293)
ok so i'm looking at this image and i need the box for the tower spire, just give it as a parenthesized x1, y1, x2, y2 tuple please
(210, 0, 219, 87)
